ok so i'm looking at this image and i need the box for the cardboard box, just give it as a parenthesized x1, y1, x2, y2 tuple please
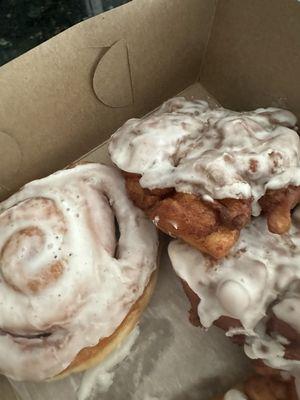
(0, 0, 300, 398)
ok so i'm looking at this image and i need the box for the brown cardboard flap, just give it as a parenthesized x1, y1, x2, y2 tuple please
(0, 132, 22, 187)
(201, 0, 300, 118)
(177, 82, 220, 107)
(78, 82, 217, 164)
(0, 0, 215, 199)
(0, 376, 16, 400)
(93, 39, 134, 107)
(0, 185, 9, 200)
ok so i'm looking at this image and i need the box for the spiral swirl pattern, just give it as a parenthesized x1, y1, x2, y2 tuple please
(0, 163, 158, 381)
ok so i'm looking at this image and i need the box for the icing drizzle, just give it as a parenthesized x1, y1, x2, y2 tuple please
(109, 97, 299, 215)
(168, 207, 300, 384)
(0, 163, 157, 381)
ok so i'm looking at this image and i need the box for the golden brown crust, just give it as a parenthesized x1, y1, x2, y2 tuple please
(124, 173, 300, 258)
(148, 195, 240, 259)
(123, 171, 174, 210)
(259, 186, 300, 234)
(211, 198, 252, 230)
(54, 270, 157, 380)
(149, 192, 218, 237)
(124, 173, 247, 259)
(190, 227, 239, 261)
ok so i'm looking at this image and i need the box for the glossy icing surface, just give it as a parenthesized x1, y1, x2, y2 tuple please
(168, 208, 300, 383)
(109, 97, 299, 215)
(0, 163, 158, 381)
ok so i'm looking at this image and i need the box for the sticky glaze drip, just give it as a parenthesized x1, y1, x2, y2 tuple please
(0, 163, 158, 381)
(77, 325, 139, 400)
(109, 97, 299, 215)
(168, 207, 300, 386)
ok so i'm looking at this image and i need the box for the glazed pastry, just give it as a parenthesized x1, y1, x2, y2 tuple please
(168, 207, 300, 391)
(109, 97, 299, 258)
(214, 373, 297, 400)
(0, 163, 158, 381)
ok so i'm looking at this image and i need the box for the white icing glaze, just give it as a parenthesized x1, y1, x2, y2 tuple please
(78, 325, 139, 400)
(244, 333, 300, 399)
(224, 389, 248, 400)
(153, 216, 160, 226)
(109, 97, 299, 215)
(0, 163, 158, 381)
(266, 168, 300, 190)
(168, 207, 300, 381)
(273, 297, 300, 333)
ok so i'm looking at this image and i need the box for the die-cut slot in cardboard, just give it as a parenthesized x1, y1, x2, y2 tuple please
(1, 0, 300, 199)
(93, 39, 134, 107)
(0, 0, 214, 199)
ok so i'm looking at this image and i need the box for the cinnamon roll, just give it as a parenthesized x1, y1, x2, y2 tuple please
(0, 163, 158, 381)
(109, 97, 299, 259)
(168, 207, 300, 392)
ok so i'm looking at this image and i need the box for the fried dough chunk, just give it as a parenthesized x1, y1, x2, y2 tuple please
(148, 193, 240, 259)
(124, 174, 246, 258)
(260, 186, 300, 234)
(211, 198, 252, 230)
(123, 172, 173, 210)
(149, 192, 218, 237)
